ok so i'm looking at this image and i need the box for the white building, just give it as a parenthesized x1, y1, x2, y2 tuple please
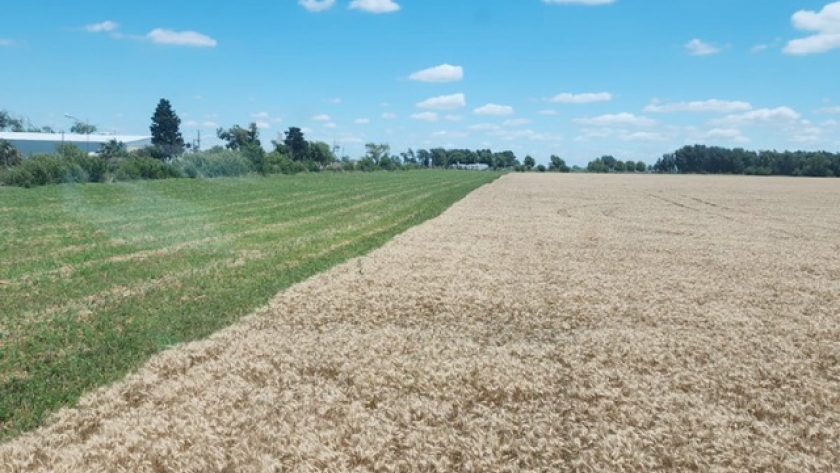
(452, 162, 490, 171)
(0, 132, 152, 156)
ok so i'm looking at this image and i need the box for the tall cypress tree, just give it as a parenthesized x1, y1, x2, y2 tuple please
(150, 99, 184, 159)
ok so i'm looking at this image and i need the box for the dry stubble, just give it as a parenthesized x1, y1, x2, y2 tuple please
(2, 173, 840, 472)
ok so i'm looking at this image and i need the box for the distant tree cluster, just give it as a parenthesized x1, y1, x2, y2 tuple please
(391, 148, 520, 169)
(653, 145, 840, 177)
(586, 155, 648, 173)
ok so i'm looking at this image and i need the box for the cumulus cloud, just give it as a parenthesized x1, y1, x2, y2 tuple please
(299, 0, 336, 12)
(819, 106, 840, 113)
(547, 92, 612, 104)
(703, 128, 749, 142)
(312, 114, 331, 121)
(349, 0, 400, 14)
(252, 112, 270, 119)
(146, 29, 217, 47)
(416, 93, 466, 110)
(473, 104, 515, 116)
(409, 64, 464, 83)
(381, 112, 397, 120)
(503, 118, 532, 127)
(644, 99, 753, 113)
(411, 112, 439, 122)
(538, 110, 558, 116)
(710, 107, 801, 126)
(621, 131, 666, 142)
(784, 2, 840, 55)
(431, 130, 468, 138)
(469, 123, 501, 131)
(355, 118, 370, 124)
(85, 21, 119, 33)
(685, 38, 722, 56)
(574, 113, 656, 127)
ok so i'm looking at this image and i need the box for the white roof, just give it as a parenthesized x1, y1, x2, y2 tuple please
(0, 132, 151, 144)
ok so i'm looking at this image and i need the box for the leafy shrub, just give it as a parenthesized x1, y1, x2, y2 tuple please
(175, 150, 254, 178)
(111, 156, 182, 181)
(0, 139, 23, 167)
(57, 146, 107, 183)
(0, 154, 87, 187)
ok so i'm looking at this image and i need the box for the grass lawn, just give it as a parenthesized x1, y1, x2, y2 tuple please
(0, 170, 501, 441)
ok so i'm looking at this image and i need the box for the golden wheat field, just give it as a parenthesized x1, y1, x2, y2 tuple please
(2, 173, 840, 472)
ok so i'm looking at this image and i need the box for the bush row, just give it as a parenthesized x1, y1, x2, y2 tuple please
(0, 146, 420, 188)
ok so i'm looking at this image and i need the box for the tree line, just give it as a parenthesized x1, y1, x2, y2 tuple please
(652, 144, 840, 177)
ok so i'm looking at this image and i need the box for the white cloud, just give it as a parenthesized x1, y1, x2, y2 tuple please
(146, 29, 217, 47)
(416, 93, 466, 110)
(538, 110, 558, 116)
(784, 2, 840, 55)
(473, 103, 515, 116)
(469, 123, 501, 131)
(685, 38, 722, 56)
(312, 114, 331, 121)
(85, 21, 119, 33)
(252, 111, 270, 119)
(574, 113, 656, 127)
(431, 130, 468, 138)
(325, 97, 342, 104)
(503, 118, 532, 127)
(256, 122, 270, 129)
(819, 106, 840, 113)
(355, 118, 370, 124)
(183, 120, 199, 127)
(621, 131, 665, 142)
(543, 0, 616, 4)
(444, 115, 462, 121)
(547, 92, 612, 104)
(324, 122, 337, 129)
(202, 121, 220, 128)
(644, 99, 753, 113)
(696, 128, 750, 143)
(349, 0, 400, 14)
(710, 107, 801, 126)
(299, 0, 336, 12)
(751, 44, 769, 53)
(409, 64, 464, 83)
(411, 112, 439, 122)
(381, 112, 397, 120)
(0, 39, 14, 47)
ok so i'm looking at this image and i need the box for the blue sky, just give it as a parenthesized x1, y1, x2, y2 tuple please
(2, 0, 840, 165)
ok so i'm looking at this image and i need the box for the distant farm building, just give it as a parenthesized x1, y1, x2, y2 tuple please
(452, 163, 490, 171)
(0, 132, 152, 156)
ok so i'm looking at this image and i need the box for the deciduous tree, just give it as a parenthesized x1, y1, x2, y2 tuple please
(283, 127, 309, 161)
(523, 155, 535, 170)
(0, 139, 23, 167)
(70, 122, 97, 134)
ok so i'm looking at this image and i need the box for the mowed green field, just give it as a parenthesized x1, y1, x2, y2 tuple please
(0, 170, 500, 441)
